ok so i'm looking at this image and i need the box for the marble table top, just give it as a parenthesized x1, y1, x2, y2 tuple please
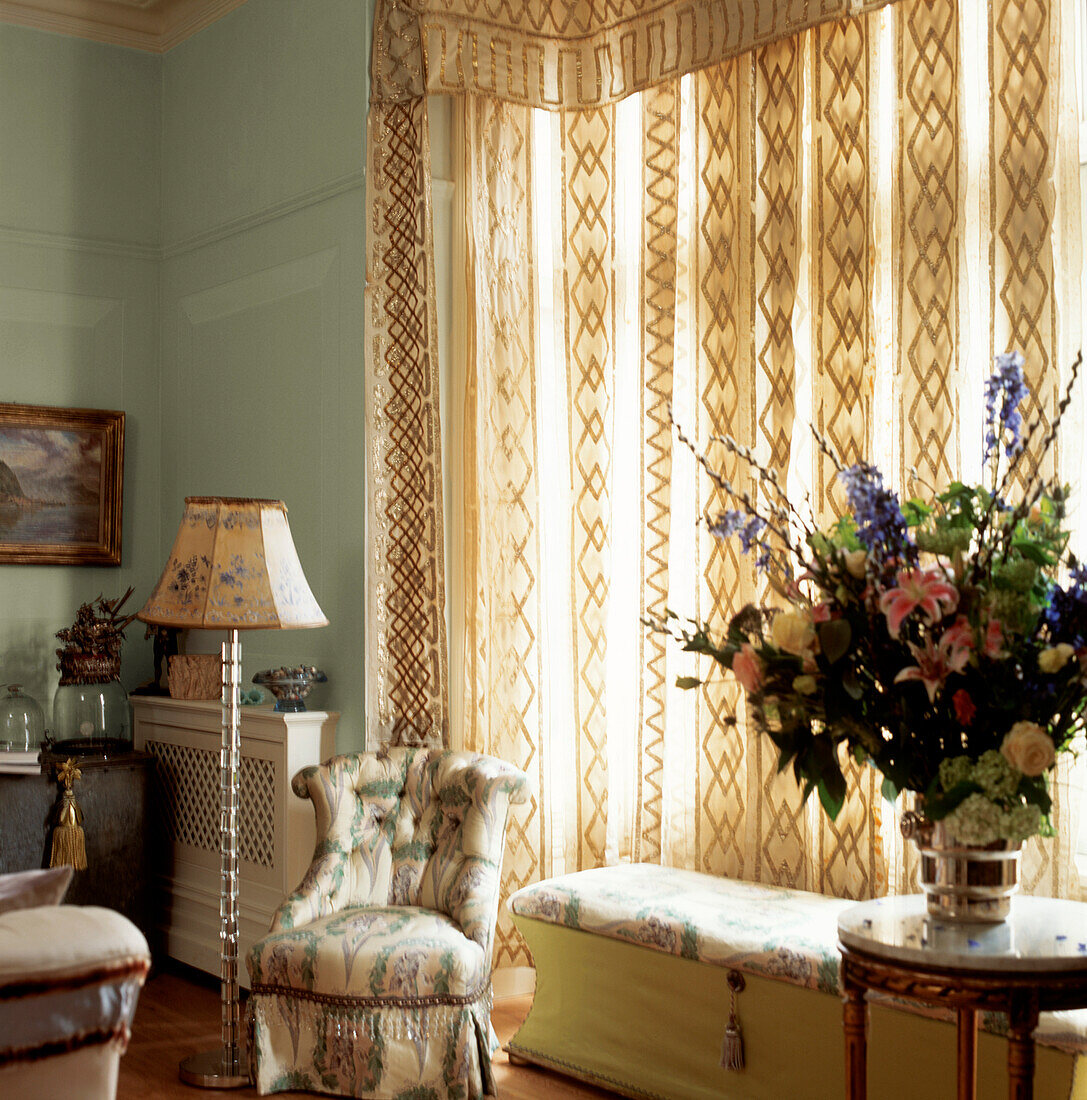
(838, 894, 1087, 973)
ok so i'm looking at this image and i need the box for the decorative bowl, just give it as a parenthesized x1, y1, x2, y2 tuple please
(252, 666, 327, 713)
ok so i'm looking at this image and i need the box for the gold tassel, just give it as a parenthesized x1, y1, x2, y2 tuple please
(720, 970, 745, 1071)
(50, 758, 87, 871)
(721, 1011, 744, 1071)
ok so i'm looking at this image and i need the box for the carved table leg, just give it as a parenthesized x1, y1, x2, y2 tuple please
(1007, 989, 1039, 1100)
(957, 1007, 977, 1100)
(842, 963, 867, 1100)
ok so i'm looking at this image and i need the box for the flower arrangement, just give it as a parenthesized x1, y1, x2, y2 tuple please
(651, 353, 1087, 846)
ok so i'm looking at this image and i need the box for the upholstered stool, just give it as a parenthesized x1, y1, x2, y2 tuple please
(0, 904, 150, 1100)
(508, 864, 1087, 1099)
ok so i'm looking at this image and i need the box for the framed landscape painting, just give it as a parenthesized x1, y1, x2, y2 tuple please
(0, 404, 124, 565)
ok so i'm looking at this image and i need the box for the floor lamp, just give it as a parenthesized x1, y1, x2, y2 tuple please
(138, 497, 327, 1088)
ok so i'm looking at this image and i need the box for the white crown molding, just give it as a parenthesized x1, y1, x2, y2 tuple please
(0, 0, 250, 52)
(0, 222, 161, 260)
(163, 167, 365, 259)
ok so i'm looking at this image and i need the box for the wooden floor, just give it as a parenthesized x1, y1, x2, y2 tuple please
(120, 967, 616, 1100)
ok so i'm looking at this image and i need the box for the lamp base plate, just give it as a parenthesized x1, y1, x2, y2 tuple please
(179, 1047, 249, 1089)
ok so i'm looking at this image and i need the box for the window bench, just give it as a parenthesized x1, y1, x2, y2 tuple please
(507, 864, 1087, 1099)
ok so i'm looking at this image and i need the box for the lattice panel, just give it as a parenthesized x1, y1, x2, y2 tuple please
(146, 740, 218, 854)
(239, 755, 277, 868)
(146, 740, 276, 868)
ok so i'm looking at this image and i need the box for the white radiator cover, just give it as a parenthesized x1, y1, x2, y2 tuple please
(131, 696, 338, 985)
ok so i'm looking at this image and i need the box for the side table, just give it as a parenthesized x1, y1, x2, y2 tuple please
(0, 752, 154, 944)
(838, 895, 1087, 1100)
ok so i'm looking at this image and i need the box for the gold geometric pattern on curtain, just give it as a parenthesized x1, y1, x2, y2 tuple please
(416, 0, 902, 107)
(368, 0, 1083, 970)
(810, 16, 885, 902)
(637, 81, 680, 867)
(895, 0, 959, 489)
(364, 95, 448, 746)
(460, 96, 543, 966)
(749, 38, 810, 891)
(562, 105, 617, 873)
(992, 0, 1058, 485)
(365, 0, 901, 747)
(692, 58, 756, 880)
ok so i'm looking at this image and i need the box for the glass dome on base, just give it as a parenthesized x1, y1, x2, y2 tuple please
(0, 685, 45, 752)
(52, 678, 131, 757)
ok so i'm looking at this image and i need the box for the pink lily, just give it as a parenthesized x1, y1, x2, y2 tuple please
(982, 618, 1006, 659)
(894, 626, 971, 703)
(878, 568, 959, 637)
(940, 615, 975, 653)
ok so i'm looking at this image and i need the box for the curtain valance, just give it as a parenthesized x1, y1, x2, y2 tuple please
(371, 0, 899, 108)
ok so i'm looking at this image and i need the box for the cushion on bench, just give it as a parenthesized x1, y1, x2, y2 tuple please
(511, 863, 849, 994)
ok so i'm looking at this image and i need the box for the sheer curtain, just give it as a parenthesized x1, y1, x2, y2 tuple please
(447, 0, 1084, 969)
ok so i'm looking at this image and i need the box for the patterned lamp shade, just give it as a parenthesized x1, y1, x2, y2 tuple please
(138, 497, 327, 630)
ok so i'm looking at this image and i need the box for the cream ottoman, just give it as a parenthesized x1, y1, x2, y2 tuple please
(0, 904, 150, 1100)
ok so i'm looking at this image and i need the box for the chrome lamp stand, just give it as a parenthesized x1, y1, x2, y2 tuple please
(179, 630, 249, 1088)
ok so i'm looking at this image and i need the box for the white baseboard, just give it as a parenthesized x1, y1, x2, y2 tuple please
(492, 966, 535, 999)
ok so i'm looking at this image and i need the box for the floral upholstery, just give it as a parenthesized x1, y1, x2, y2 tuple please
(247, 747, 528, 1098)
(510, 863, 1087, 1055)
(510, 863, 850, 994)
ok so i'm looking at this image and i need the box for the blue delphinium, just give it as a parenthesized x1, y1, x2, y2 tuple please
(983, 350, 1029, 465)
(708, 510, 771, 572)
(708, 510, 746, 541)
(1043, 563, 1087, 649)
(837, 462, 912, 555)
(738, 516, 766, 553)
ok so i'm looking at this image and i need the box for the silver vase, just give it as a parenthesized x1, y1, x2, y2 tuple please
(901, 811, 1021, 923)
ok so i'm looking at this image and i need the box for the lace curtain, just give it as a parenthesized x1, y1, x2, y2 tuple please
(365, 0, 1084, 970)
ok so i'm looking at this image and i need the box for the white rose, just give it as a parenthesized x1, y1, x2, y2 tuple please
(1038, 643, 1075, 674)
(844, 549, 867, 579)
(1000, 721, 1056, 777)
(771, 611, 816, 656)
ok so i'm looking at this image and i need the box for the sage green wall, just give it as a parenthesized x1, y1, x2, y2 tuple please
(0, 24, 161, 718)
(160, 0, 369, 746)
(0, 0, 371, 746)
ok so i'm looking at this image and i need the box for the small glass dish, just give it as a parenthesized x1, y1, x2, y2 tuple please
(252, 666, 327, 713)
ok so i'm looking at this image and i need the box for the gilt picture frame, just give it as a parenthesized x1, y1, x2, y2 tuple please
(0, 404, 125, 565)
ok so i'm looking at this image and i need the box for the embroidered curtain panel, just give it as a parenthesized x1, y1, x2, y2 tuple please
(366, 0, 1084, 969)
(365, 0, 902, 743)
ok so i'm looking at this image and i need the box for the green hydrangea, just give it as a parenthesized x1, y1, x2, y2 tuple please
(1004, 803, 1043, 842)
(942, 793, 1003, 846)
(939, 755, 974, 792)
(973, 749, 1019, 801)
(993, 559, 1039, 593)
(916, 527, 973, 556)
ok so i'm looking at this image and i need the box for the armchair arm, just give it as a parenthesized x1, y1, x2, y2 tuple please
(269, 764, 356, 932)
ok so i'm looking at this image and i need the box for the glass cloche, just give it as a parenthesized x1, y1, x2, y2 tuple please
(0, 684, 45, 752)
(52, 677, 131, 752)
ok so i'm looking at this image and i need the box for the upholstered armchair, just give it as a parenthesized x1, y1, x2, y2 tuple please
(246, 746, 528, 1099)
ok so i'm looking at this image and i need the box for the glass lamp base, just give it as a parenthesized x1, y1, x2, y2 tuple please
(178, 1047, 249, 1089)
